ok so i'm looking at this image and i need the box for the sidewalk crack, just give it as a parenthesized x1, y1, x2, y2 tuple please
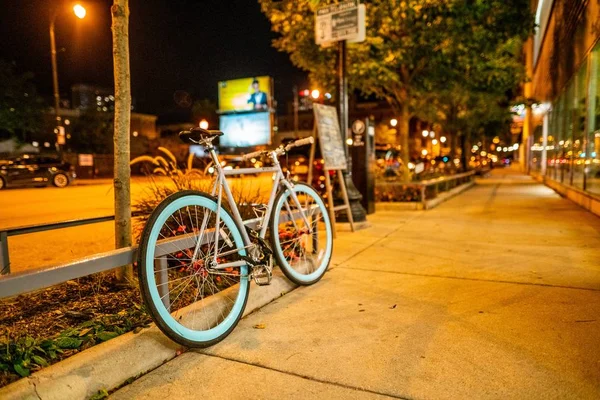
(201, 353, 412, 400)
(31, 378, 42, 400)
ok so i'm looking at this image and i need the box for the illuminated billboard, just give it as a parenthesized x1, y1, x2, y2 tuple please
(219, 112, 271, 147)
(218, 76, 272, 113)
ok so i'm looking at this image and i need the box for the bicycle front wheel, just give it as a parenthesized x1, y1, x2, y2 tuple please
(138, 190, 250, 348)
(270, 183, 333, 285)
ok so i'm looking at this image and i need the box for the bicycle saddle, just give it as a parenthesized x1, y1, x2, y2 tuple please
(179, 127, 224, 143)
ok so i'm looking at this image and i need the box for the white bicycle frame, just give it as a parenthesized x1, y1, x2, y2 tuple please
(190, 144, 313, 271)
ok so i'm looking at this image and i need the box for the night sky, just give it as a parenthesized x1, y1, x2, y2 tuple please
(0, 0, 307, 116)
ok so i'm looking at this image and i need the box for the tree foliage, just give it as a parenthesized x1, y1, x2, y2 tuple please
(260, 0, 535, 174)
(0, 61, 46, 140)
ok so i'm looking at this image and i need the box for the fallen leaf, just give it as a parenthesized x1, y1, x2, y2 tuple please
(79, 328, 92, 337)
(253, 324, 266, 329)
(389, 304, 397, 309)
(359, 309, 365, 312)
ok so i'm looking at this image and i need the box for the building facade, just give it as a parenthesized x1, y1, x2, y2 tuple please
(528, 0, 600, 197)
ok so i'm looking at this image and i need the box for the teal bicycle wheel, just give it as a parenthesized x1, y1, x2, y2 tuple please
(138, 190, 250, 348)
(270, 183, 333, 285)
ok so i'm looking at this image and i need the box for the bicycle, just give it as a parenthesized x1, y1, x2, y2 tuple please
(137, 127, 333, 348)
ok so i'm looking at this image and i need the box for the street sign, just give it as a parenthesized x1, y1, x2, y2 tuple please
(351, 119, 366, 135)
(315, 0, 360, 45)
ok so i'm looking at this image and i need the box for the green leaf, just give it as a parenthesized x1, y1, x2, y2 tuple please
(55, 337, 83, 349)
(89, 389, 109, 400)
(96, 331, 119, 342)
(13, 363, 30, 377)
(80, 320, 96, 328)
(31, 355, 48, 367)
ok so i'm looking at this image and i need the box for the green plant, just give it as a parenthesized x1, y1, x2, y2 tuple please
(0, 303, 150, 382)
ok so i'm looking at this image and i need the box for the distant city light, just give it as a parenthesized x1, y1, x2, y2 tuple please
(390, 118, 398, 127)
(503, 147, 508, 152)
(346, 138, 353, 145)
(324, 93, 332, 99)
(429, 131, 435, 138)
(421, 149, 428, 156)
(64, 119, 70, 126)
(199, 119, 209, 130)
(311, 89, 320, 99)
(422, 130, 429, 137)
(132, 131, 139, 137)
(32, 141, 39, 147)
(440, 136, 447, 143)
(432, 139, 438, 145)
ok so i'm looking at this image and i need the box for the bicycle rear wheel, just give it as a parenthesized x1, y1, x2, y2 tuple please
(269, 183, 333, 285)
(138, 190, 249, 348)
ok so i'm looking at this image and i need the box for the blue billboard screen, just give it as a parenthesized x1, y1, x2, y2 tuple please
(219, 112, 271, 147)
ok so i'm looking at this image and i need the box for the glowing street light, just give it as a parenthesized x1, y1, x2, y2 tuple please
(432, 139, 438, 145)
(199, 119, 209, 130)
(73, 4, 86, 19)
(440, 136, 447, 143)
(311, 89, 320, 99)
(390, 118, 398, 127)
(422, 130, 429, 137)
(50, 2, 87, 149)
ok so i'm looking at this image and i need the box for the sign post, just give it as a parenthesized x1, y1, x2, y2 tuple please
(315, 1, 367, 224)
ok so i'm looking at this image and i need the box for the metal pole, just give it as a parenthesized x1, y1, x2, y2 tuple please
(49, 10, 61, 151)
(0, 231, 9, 275)
(339, 40, 351, 168)
(541, 112, 548, 176)
(293, 85, 299, 136)
(337, 40, 367, 223)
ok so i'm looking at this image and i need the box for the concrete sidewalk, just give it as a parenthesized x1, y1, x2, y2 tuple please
(113, 171, 600, 399)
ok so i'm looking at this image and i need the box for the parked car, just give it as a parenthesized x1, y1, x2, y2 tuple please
(0, 154, 76, 189)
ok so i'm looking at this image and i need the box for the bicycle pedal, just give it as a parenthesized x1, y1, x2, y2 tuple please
(252, 264, 273, 286)
(253, 271, 272, 286)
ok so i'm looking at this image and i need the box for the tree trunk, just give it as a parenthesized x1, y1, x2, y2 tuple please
(399, 102, 411, 181)
(111, 0, 133, 284)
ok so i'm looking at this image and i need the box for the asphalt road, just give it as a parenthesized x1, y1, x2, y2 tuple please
(1, 175, 270, 273)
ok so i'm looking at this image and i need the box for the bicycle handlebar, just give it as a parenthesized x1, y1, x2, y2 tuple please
(240, 137, 315, 161)
(240, 150, 266, 162)
(284, 137, 314, 151)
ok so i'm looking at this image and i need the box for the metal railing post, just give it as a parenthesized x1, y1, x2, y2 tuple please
(0, 231, 9, 275)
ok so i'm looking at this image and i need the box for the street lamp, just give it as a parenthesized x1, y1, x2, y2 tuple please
(390, 118, 398, 127)
(50, 3, 86, 147)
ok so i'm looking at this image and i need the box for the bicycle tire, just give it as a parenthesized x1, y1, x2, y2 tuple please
(138, 190, 250, 348)
(269, 183, 333, 285)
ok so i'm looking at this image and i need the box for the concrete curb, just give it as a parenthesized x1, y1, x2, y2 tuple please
(376, 181, 474, 211)
(0, 271, 297, 400)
